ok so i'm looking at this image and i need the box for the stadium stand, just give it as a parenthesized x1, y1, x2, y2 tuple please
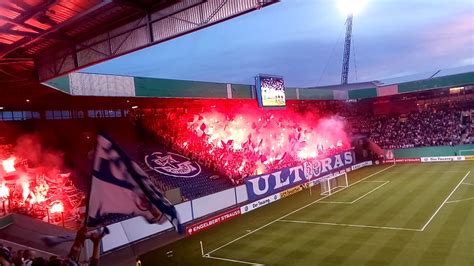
(137, 142, 232, 201)
(351, 95, 474, 149)
(137, 104, 351, 185)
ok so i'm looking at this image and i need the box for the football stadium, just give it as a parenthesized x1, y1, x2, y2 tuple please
(0, 1, 473, 266)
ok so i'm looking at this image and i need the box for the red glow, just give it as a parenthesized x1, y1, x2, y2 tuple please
(150, 105, 351, 182)
(0, 135, 85, 227)
(0, 183, 9, 199)
(50, 201, 64, 213)
(21, 180, 30, 202)
(186, 111, 348, 162)
(2, 157, 16, 173)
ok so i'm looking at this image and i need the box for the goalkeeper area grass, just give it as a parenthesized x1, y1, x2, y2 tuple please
(140, 162, 474, 266)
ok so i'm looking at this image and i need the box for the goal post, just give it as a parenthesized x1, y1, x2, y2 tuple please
(321, 172, 348, 196)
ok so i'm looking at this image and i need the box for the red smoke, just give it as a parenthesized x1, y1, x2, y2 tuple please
(187, 107, 349, 162)
(0, 133, 83, 224)
(151, 104, 350, 179)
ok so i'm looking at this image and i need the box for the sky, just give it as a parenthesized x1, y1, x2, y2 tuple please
(84, 0, 474, 87)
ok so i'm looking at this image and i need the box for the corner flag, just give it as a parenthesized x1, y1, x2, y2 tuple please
(86, 133, 181, 233)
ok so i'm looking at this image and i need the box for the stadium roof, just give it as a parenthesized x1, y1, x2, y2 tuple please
(36, 66, 472, 102)
(378, 65, 474, 86)
(0, 0, 279, 99)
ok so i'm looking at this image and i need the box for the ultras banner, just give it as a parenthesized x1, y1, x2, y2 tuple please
(245, 151, 354, 201)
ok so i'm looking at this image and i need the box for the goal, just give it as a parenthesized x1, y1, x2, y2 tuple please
(320, 172, 348, 196)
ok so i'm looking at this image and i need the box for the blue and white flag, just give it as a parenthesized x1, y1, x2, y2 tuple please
(86, 133, 181, 233)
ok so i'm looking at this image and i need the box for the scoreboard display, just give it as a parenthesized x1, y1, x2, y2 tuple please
(255, 75, 286, 108)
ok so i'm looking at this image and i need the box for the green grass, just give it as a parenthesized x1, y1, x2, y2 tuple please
(141, 162, 474, 266)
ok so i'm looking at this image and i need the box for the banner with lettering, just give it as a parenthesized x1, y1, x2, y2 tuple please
(245, 151, 354, 201)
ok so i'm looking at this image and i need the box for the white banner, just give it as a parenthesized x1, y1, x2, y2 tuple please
(351, 161, 373, 171)
(421, 156, 465, 163)
(240, 193, 281, 214)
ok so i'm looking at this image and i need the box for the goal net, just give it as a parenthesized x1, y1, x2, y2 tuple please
(320, 173, 348, 196)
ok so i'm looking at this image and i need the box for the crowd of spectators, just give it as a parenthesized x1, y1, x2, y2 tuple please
(142, 108, 349, 184)
(0, 226, 103, 266)
(133, 98, 473, 184)
(352, 107, 473, 149)
(0, 247, 62, 266)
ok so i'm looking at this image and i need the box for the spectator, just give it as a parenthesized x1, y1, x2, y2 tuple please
(23, 250, 36, 266)
(351, 107, 471, 149)
(13, 250, 23, 266)
(31, 257, 46, 266)
(0, 247, 12, 266)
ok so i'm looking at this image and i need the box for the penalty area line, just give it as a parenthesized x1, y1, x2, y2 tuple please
(318, 181, 390, 204)
(317, 201, 352, 204)
(446, 196, 474, 204)
(204, 254, 264, 266)
(278, 219, 421, 232)
(420, 171, 471, 231)
(203, 165, 396, 257)
(201, 241, 264, 265)
(350, 181, 390, 204)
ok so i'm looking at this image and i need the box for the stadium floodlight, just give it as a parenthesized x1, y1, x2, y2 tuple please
(337, 0, 367, 16)
(338, 0, 367, 84)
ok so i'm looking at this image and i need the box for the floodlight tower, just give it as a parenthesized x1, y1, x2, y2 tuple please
(337, 0, 366, 85)
(341, 14, 353, 85)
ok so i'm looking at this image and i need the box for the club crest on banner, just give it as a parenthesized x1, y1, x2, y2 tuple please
(145, 151, 201, 178)
(303, 162, 313, 179)
(312, 160, 322, 176)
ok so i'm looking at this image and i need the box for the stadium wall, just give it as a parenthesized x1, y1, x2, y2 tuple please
(44, 71, 473, 100)
(100, 155, 364, 253)
(393, 144, 474, 158)
(347, 87, 377, 99)
(99, 155, 472, 257)
(397, 72, 474, 93)
(100, 148, 474, 253)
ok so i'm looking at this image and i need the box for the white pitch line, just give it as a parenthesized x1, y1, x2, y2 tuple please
(317, 201, 352, 204)
(350, 181, 390, 204)
(204, 165, 396, 257)
(278, 219, 421, 232)
(461, 182, 474, 186)
(420, 171, 471, 231)
(446, 196, 474, 204)
(388, 171, 466, 174)
(362, 180, 388, 183)
(204, 254, 264, 266)
(319, 181, 390, 204)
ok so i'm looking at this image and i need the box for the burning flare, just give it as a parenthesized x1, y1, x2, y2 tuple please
(2, 157, 16, 173)
(50, 201, 64, 214)
(0, 183, 9, 199)
(21, 181, 30, 202)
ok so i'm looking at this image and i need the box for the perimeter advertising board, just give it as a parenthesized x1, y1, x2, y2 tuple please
(420, 156, 464, 162)
(186, 208, 241, 236)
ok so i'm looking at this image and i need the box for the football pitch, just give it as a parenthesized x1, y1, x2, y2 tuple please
(141, 162, 474, 266)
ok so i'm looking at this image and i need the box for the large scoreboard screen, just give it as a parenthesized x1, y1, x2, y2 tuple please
(255, 75, 286, 108)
